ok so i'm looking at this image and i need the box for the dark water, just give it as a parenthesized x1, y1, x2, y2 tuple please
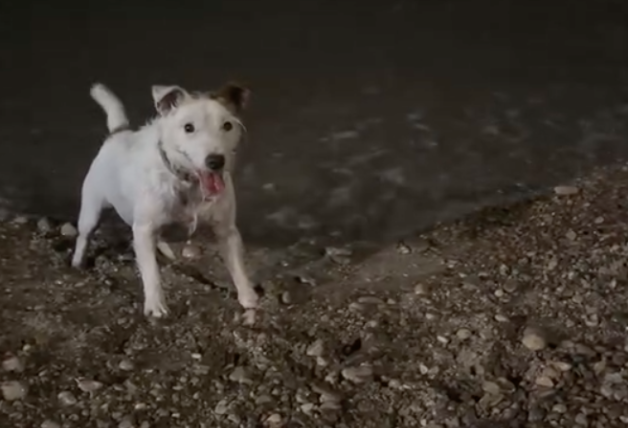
(2, 0, 627, 245)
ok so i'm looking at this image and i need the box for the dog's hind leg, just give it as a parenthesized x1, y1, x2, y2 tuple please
(72, 189, 105, 268)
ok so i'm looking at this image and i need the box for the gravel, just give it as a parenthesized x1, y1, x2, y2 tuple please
(2, 165, 628, 426)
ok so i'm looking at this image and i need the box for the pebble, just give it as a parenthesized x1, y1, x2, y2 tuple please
(229, 366, 253, 384)
(41, 421, 61, 428)
(341, 364, 373, 383)
(456, 328, 472, 341)
(280, 290, 292, 304)
(181, 243, 201, 259)
(118, 359, 135, 371)
(37, 217, 53, 233)
(76, 378, 103, 394)
(535, 376, 555, 388)
(357, 296, 385, 305)
(214, 399, 230, 415)
(1, 380, 27, 400)
(554, 185, 579, 196)
(58, 390, 78, 406)
(396, 241, 411, 254)
(60, 222, 78, 237)
(306, 339, 325, 357)
(414, 283, 429, 295)
(242, 309, 256, 326)
(482, 381, 501, 395)
(118, 417, 135, 428)
(2, 355, 24, 372)
(522, 327, 547, 351)
(265, 413, 283, 425)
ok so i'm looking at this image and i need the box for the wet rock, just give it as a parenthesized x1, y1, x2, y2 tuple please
(41, 421, 61, 428)
(522, 327, 547, 351)
(1, 380, 27, 401)
(76, 378, 103, 394)
(2, 355, 24, 372)
(60, 222, 78, 237)
(554, 185, 579, 196)
(341, 364, 373, 384)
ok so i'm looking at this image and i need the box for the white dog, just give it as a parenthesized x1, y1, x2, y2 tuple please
(71, 82, 259, 317)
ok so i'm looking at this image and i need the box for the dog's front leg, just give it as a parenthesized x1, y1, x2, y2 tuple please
(133, 222, 168, 317)
(216, 226, 259, 309)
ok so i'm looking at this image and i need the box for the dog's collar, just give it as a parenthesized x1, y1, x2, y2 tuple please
(157, 140, 194, 183)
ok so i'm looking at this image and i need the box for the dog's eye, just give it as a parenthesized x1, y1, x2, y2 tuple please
(184, 123, 195, 133)
(222, 121, 233, 132)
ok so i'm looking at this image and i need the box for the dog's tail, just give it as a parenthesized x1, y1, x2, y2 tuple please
(90, 83, 130, 134)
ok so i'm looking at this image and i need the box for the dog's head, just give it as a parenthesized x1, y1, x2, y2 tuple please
(152, 82, 250, 198)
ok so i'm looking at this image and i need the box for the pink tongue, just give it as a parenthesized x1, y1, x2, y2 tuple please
(200, 172, 225, 195)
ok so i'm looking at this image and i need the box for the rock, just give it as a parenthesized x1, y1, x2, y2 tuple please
(265, 413, 283, 426)
(535, 376, 554, 388)
(58, 390, 78, 406)
(37, 217, 53, 233)
(242, 309, 256, 326)
(320, 400, 342, 410)
(306, 339, 325, 357)
(482, 381, 501, 395)
(396, 241, 411, 254)
(2, 355, 24, 372)
(41, 421, 61, 428)
(214, 399, 229, 415)
(75, 378, 103, 394)
(118, 359, 134, 371)
(552, 403, 567, 414)
(1, 380, 27, 401)
(554, 185, 579, 196)
(522, 327, 547, 351)
(13, 215, 28, 225)
(181, 243, 201, 259)
(118, 417, 135, 428)
(341, 364, 373, 384)
(229, 366, 253, 385)
(280, 290, 292, 304)
(60, 222, 78, 237)
(456, 328, 472, 341)
(357, 296, 385, 305)
(414, 283, 429, 295)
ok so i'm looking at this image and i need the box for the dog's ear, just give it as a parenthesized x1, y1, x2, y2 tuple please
(152, 85, 187, 115)
(212, 82, 251, 114)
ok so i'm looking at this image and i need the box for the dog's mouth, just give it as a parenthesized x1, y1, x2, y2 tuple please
(197, 170, 225, 198)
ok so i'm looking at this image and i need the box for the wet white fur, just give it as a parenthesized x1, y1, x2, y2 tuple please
(72, 83, 258, 317)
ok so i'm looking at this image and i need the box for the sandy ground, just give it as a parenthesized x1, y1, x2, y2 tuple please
(2, 164, 628, 427)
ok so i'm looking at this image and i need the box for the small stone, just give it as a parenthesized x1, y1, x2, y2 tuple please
(535, 376, 554, 388)
(414, 283, 429, 295)
(357, 296, 385, 305)
(13, 215, 28, 225)
(565, 230, 577, 241)
(575, 413, 588, 426)
(554, 185, 579, 196)
(306, 339, 325, 357)
(522, 327, 547, 351)
(118, 359, 134, 371)
(266, 413, 282, 425)
(2, 355, 24, 373)
(181, 243, 201, 259)
(60, 222, 78, 237)
(37, 217, 52, 233)
(118, 417, 135, 428)
(300, 402, 315, 414)
(229, 366, 253, 385)
(41, 421, 61, 428)
(494, 314, 509, 323)
(482, 381, 501, 395)
(279, 290, 292, 304)
(214, 399, 229, 415)
(552, 403, 567, 414)
(75, 378, 103, 394)
(456, 328, 472, 341)
(552, 361, 573, 372)
(341, 364, 373, 384)
(436, 335, 449, 345)
(1, 380, 27, 401)
(396, 241, 411, 254)
(242, 309, 256, 326)
(320, 400, 342, 410)
(58, 390, 78, 406)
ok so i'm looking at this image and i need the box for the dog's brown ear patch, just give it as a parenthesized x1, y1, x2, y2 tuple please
(152, 85, 187, 115)
(212, 82, 250, 114)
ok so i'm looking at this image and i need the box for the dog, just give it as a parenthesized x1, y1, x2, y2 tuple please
(71, 82, 259, 317)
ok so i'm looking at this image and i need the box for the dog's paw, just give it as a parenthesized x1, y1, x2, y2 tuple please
(144, 296, 169, 318)
(237, 288, 259, 309)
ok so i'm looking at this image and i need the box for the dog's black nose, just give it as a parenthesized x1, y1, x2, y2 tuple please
(205, 154, 225, 171)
